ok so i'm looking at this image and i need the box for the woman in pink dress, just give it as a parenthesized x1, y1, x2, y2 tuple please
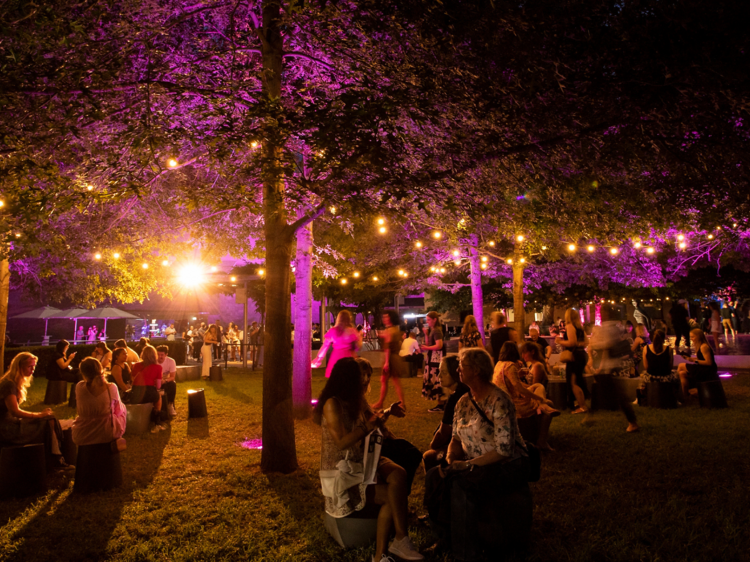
(312, 311, 362, 378)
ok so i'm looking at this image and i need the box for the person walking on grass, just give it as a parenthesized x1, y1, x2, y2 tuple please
(371, 311, 406, 412)
(419, 311, 445, 413)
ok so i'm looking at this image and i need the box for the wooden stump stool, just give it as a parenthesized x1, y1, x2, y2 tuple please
(188, 389, 208, 418)
(324, 503, 379, 548)
(44, 380, 68, 405)
(0, 444, 46, 498)
(125, 403, 154, 435)
(698, 381, 728, 409)
(209, 366, 223, 381)
(74, 443, 122, 493)
(547, 380, 568, 411)
(646, 381, 678, 409)
(517, 415, 541, 444)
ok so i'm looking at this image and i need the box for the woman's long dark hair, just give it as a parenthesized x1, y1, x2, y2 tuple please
(313, 357, 365, 425)
(652, 329, 666, 354)
(498, 341, 521, 363)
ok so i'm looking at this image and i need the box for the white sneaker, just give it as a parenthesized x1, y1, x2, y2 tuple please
(168, 404, 176, 417)
(150, 424, 160, 433)
(388, 536, 423, 561)
(372, 556, 396, 562)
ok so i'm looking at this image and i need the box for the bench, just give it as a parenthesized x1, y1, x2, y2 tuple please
(175, 365, 201, 382)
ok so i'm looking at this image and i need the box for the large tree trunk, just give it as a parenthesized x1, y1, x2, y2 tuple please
(292, 219, 313, 420)
(0, 260, 8, 374)
(260, 0, 298, 474)
(512, 261, 525, 335)
(468, 240, 485, 343)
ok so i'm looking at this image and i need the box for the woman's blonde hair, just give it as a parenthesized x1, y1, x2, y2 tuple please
(460, 348, 494, 383)
(335, 310, 353, 329)
(635, 323, 650, 339)
(690, 328, 709, 349)
(564, 308, 583, 331)
(462, 315, 479, 336)
(140, 344, 158, 365)
(1, 352, 37, 404)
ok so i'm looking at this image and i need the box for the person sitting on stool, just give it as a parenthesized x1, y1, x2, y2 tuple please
(156, 345, 177, 417)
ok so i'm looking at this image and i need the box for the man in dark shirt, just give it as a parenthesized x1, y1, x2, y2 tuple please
(529, 328, 551, 362)
(489, 311, 517, 365)
(669, 300, 691, 352)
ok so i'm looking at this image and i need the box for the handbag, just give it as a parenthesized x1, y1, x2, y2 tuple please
(319, 451, 364, 508)
(559, 350, 574, 363)
(468, 394, 541, 483)
(108, 385, 127, 453)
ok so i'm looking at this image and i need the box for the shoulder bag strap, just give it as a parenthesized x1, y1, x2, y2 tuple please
(468, 393, 494, 428)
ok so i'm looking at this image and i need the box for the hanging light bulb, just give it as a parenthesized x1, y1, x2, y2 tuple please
(94, 253, 102, 260)
(568, 244, 576, 252)
(432, 231, 442, 239)
(439, 268, 446, 274)
(516, 234, 524, 242)
(733, 223, 738, 228)
(341, 278, 347, 285)
(87, 184, 94, 191)
(372, 276, 378, 281)
(634, 242, 642, 249)
(211, 266, 218, 272)
(230, 276, 237, 282)
(646, 247, 655, 254)
(329, 206, 337, 214)
(113, 252, 120, 259)
(353, 272, 360, 278)
(258, 269, 265, 275)
(378, 226, 387, 234)
(415, 241, 422, 248)
(488, 241, 495, 247)
(481, 256, 488, 262)
(167, 158, 178, 168)
(377, 218, 385, 225)
(142, 263, 149, 269)
(429, 266, 436, 272)
(520, 258, 525, 263)
(452, 249, 460, 257)
(587, 245, 595, 252)
(677, 234, 685, 241)
(398, 269, 404, 276)
(541, 246, 547, 250)
(162, 259, 169, 266)
(481, 263, 488, 270)
(403, 272, 408, 278)
(507, 258, 513, 264)
(678, 242, 687, 249)
(708, 234, 714, 240)
(250, 141, 259, 148)
(454, 260, 461, 266)
(610, 248, 619, 255)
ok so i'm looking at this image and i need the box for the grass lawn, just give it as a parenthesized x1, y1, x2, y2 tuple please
(1, 368, 750, 562)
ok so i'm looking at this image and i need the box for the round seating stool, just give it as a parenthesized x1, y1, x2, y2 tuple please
(698, 380, 728, 409)
(44, 380, 68, 405)
(547, 381, 568, 411)
(74, 443, 122, 493)
(187, 388, 208, 418)
(209, 366, 223, 381)
(0, 444, 46, 498)
(61, 427, 78, 466)
(125, 403, 154, 435)
(646, 381, 678, 409)
(517, 415, 541, 444)
(324, 503, 379, 548)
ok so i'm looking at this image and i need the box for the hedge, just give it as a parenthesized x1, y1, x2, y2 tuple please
(4, 339, 188, 378)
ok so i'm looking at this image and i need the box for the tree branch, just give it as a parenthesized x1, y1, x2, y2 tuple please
(286, 203, 326, 237)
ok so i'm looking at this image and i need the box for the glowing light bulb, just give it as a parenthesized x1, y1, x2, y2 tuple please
(516, 234, 524, 242)
(0, 201, 4, 208)
(452, 249, 460, 257)
(481, 256, 488, 262)
(432, 231, 441, 239)
(430, 267, 436, 272)
(677, 234, 685, 241)
(162, 259, 169, 266)
(733, 222, 738, 228)
(341, 279, 347, 285)
(568, 244, 576, 252)
(678, 242, 686, 249)
(634, 242, 642, 249)
(167, 158, 178, 168)
(454, 260, 461, 266)
(377, 218, 385, 225)
(481, 263, 488, 270)
(14, 233, 21, 238)
(250, 141, 258, 148)
(520, 258, 525, 263)
(415, 241, 422, 248)
(647, 247, 655, 254)
(142, 263, 149, 269)
(666, 297, 670, 300)
(403, 272, 408, 278)
(541, 246, 547, 250)
(211, 266, 218, 272)
(507, 259, 513, 264)
(708, 234, 714, 240)
(230, 276, 237, 282)
(398, 269, 404, 276)
(353, 272, 360, 278)
(379, 226, 387, 234)
(86, 185, 94, 191)
(329, 206, 336, 214)
(610, 248, 619, 255)
(258, 269, 264, 275)
(587, 245, 595, 252)
(94, 253, 102, 260)
(372, 276, 378, 281)
(439, 268, 446, 274)
(113, 252, 120, 259)
(489, 241, 495, 247)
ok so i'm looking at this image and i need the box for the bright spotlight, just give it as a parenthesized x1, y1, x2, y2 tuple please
(178, 264, 205, 287)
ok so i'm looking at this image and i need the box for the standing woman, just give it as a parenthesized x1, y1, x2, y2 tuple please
(0, 352, 71, 469)
(48, 339, 83, 408)
(458, 314, 484, 351)
(371, 311, 405, 411)
(313, 310, 362, 378)
(420, 311, 445, 413)
(708, 301, 722, 352)
(556, 308, 589, 413)
(201, 325, 219, 379)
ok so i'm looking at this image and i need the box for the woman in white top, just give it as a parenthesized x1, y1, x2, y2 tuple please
(202, 324, 219, 379)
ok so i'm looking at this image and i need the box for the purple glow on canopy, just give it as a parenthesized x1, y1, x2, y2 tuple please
(239, 438, 263, 450)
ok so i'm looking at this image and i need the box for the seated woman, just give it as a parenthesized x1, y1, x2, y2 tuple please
(130, 345, 164, 433)
(519, 342, 549, 387)
(0, 352, 72, 469)
(47, 339, 83, 407)
(107, 348, 132, 401)
(91, 342, 112, 369)
(422, 355, 469, 472)
(640, 329, 676, 384)
(631, 324, 651, 375)
(314, 357, 423, 562)
(677, 329, 718, 403)
(72, 358, 126, 446)
(495, 342, 559, 451)
(424, 348, 530, 558)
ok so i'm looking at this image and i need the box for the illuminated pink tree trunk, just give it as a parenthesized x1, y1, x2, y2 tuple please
(513, 260, 526, 334)
(292, 220, 313, 419)
(468, 240, 485, 342)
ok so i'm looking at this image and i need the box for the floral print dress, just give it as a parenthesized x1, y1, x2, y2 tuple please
(422, 327, 444, 401)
